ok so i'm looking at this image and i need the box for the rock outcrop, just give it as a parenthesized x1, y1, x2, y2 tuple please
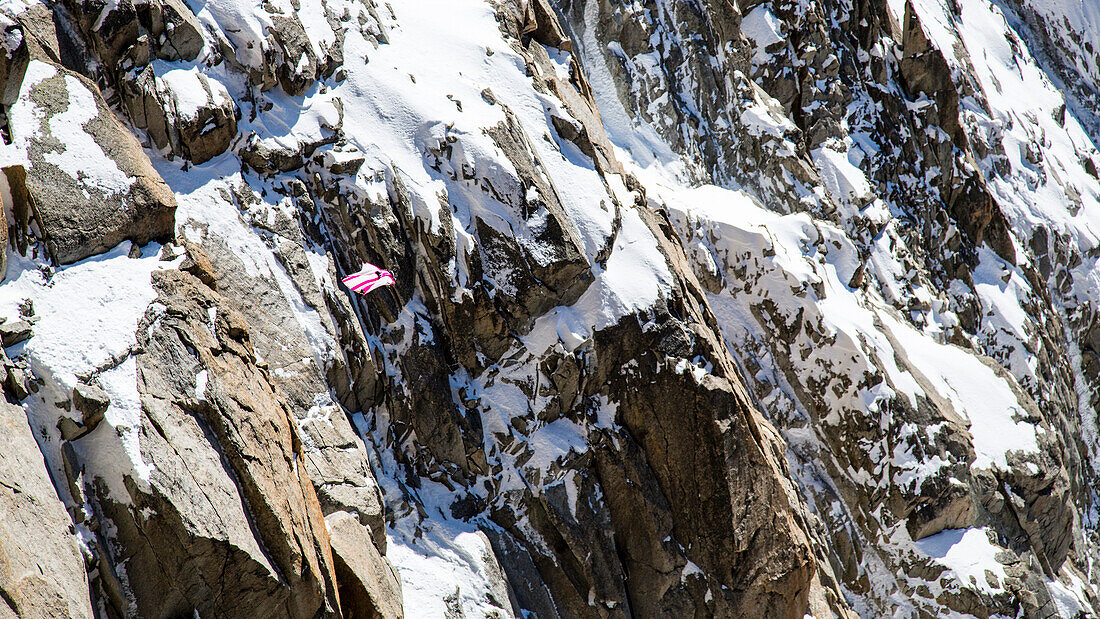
(6, 53, 175, 263)
(326, 512, 404, 619)
(79, 268, 339, 617)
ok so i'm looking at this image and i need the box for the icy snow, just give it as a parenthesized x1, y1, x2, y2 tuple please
(656, 180, 1038, 475)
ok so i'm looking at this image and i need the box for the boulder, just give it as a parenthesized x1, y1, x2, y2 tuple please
(72, 382, 110, 428)
(0, 400, 94, 619)
(4, 366, 29, 401)
(0, 321, 32, 347)
(7, 60, 176, 264)
(123, 65, 237, 164)
(269, 14, 318, 96)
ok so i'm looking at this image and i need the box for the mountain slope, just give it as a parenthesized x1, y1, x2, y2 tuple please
(0, 0, 1097, 617)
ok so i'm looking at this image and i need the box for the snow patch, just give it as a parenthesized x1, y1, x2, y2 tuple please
(915, 528, 1007, 594)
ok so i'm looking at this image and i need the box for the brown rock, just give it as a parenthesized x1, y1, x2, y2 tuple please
(179, 241, 217, 289)
(84, 268, 346, 618)
(72, 382, 110, 429)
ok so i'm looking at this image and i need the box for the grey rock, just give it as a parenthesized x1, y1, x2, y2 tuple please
(123, 65, 238, 164)
(7, 62, 176, 264)
(64, 0, 203, 68)
(326, 511, 404, 619)
(191, 224, 390, 554)
(269, 14, 318, 96)
(0, 400, 94, 619)
(72, 383, 110, 428)
(0, 321, 32, 347)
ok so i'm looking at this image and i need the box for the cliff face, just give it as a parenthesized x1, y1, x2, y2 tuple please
(0, 0, 1098, 617)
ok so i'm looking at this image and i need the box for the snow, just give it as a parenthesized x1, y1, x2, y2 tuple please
(361, 424, 516, 618)
(812, 142, 874, 207)
(656, 169, 1040, 482)
(150, 63, 232, 123)
(7, 0, 1092, 611)
(879, 313, 1038, 469)
(1, 242, 177, 503)
(195, 369, 208, 400)
(570, 0, 685, 177)
(570, 206, 674, 330)
(194, 0, 274, 71)
(156, 66, 210, 120)
(1047, 571, 1091, 618)
(387, 522, 511, 618)
(915, 528, 1007, 594)
(740, 6, 785, 64)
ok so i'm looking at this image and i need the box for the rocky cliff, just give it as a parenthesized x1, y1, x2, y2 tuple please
(0, 0, 1098, 616)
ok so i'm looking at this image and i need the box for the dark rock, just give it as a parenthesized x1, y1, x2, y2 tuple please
(269, 14, 318, 96)
(57, 416, 86, 441)
(64, 0, 203, 69)
(4, 366, 29, 401)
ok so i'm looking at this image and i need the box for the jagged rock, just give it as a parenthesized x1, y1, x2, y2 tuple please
(3, 166, 33, 256)
(7, 60, 176, 264)
(325, 511, 404, 619)
(898, 1, 967, 149)
(84, 268, 343, 618)
(0, 320, 32, 347)
(0, 400, 94, 619)
(123, 65, 238, 164)
(57, 383, 111, 440)
(521, 0, 571, 51)
(184, 213, 391, 554)
(1, 0, 1099, 616)
(269, 14, 318, 96)
(5, 366, 29, 401)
